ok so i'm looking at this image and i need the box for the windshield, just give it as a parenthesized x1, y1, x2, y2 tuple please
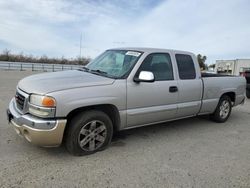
(86, 50, 142, 78)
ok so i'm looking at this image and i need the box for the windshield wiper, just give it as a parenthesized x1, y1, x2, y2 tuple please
(81, 68, 117, 78)
(90, 69, 107, 75)
(90, 69, 118, 79)
(78, 66, 90, 72)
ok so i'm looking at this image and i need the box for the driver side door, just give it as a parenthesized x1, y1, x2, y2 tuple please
(126, 53, 178, 127)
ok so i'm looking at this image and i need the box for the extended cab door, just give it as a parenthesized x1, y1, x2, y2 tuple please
(126, 53, 178, 127)
(174, 53, 203, 118)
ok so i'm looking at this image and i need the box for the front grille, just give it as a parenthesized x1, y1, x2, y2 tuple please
(15, 91, 25, 111)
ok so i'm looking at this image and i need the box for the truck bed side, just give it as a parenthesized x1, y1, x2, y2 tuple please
(199, 76, 246, 114)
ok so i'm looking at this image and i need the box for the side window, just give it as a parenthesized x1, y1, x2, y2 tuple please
(137, 53, 174, 81)
(175, 54, 196, 79)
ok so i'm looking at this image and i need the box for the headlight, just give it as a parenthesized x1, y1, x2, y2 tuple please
(29, 94, 56, 117)
(30, 94, 56, 107)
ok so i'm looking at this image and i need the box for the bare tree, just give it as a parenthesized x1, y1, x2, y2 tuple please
(197, 54, 207, 70)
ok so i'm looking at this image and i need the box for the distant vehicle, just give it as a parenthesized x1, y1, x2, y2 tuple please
(7, 48, 246, 155)
(201, 70, 216, 74)
(243, 70, 250, 98)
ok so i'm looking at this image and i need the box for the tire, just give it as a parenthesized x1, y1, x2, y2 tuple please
(246, 89, 250, 99)
(210, 95, 232, 123)
(65, 110, 113, 156)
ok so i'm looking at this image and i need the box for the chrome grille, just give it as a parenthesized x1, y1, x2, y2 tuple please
(15, 91, 25, 111)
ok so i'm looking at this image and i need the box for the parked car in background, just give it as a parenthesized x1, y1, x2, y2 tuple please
(7, 48, 246, 155)
(243, 70, 250, 98)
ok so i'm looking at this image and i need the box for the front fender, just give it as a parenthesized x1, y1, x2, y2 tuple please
(47, 80, 127, 117)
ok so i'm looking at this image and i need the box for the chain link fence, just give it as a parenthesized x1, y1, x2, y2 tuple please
(0, 61, 83, 72)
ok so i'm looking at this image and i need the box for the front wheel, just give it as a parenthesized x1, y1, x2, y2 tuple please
(210, 95, 232, 123)
(65, 110, 113, 156)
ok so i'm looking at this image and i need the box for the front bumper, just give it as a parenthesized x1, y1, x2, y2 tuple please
(7, 98, 67, 147)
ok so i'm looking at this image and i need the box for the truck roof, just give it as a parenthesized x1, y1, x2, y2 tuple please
(109, 47, 195, 56)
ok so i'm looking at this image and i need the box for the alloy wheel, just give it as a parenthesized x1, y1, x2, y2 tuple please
(78, 120, 107, 151)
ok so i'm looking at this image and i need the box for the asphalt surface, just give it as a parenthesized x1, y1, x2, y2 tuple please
(0, 70, 250, 188)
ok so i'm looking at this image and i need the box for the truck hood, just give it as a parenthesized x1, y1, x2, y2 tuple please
(18, 70, 115, 94)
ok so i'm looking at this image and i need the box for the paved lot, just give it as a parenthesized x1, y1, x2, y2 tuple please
(0, 70, 250, 188)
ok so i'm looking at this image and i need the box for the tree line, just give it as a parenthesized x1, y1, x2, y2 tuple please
(0, 49, 216, 70)
(0, 49, 90, 65)
(197, 54, 215, 71)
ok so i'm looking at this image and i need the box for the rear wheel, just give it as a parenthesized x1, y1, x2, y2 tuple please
(210, 95, 232, 123)
(65, 110, 113, 156)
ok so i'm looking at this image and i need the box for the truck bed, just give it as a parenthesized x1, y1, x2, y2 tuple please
(199, 75, 246, 114)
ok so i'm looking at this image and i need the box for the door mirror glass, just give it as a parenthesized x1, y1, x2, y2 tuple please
(134, 71, 155, 82)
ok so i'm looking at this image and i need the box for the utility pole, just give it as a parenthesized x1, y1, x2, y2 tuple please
(79, 33, 82, 59)
(113, 41, 125, 47)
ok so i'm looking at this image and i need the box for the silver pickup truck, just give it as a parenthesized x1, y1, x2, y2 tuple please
(7, 48, 246, 155)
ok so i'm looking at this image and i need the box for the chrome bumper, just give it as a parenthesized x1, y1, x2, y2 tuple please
(7, 98, 67, 147)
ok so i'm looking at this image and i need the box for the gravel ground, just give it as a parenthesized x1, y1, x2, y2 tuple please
(0, 70, 250, 188)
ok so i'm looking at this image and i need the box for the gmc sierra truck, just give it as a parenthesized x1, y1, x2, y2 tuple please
(7, 48, 246, 155)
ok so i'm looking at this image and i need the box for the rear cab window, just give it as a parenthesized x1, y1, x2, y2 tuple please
(175, 54, 196, 79)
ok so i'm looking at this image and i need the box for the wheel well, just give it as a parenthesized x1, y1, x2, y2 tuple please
(66, 104, 121, 132)
(221, 92, 235, 103)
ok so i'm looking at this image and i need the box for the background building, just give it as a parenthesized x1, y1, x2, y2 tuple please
(215, 59, 250, 75)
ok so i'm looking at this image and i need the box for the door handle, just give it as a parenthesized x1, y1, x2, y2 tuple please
(169, 86, 178, 93)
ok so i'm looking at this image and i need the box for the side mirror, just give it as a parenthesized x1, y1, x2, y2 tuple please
(134, 71, 155, 83)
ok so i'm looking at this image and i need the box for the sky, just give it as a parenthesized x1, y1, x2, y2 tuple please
(0, 0, 250, 64)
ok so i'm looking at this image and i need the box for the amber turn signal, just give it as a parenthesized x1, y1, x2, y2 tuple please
(42, 96, 56, 107)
